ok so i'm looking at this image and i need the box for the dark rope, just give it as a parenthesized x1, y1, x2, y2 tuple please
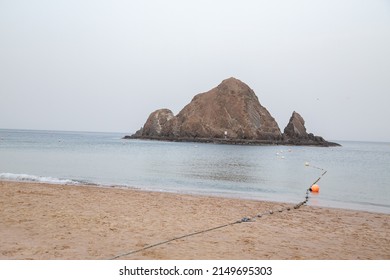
(110, 221, 240, 260)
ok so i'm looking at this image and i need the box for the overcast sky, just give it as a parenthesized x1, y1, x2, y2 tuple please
(1, 0, 389, 142)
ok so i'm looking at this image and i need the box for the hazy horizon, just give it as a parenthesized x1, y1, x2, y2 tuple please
(0, 127, 389, 144)
(1, 0, 389, 142)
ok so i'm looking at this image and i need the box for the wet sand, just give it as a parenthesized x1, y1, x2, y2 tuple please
(0, 180, 389, 260)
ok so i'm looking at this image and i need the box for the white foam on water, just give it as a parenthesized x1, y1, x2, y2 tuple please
(0, 173, 80, 185)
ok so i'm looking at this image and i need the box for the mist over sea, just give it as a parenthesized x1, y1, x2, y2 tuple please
(0, 129, 389, 214)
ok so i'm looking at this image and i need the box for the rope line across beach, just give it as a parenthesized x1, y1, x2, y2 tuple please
(109, 165, 328, 260)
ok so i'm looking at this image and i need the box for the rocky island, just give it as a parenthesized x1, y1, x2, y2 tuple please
(125, 77, 339, 147)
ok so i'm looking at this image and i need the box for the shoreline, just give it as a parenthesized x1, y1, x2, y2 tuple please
(123, 135, 341, 147)
(1, 180, 389, 260)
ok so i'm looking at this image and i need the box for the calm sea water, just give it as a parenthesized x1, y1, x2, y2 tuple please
(0, 129, 389, 214)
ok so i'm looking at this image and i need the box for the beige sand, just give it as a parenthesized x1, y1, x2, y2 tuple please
(0, 180, 389, 260)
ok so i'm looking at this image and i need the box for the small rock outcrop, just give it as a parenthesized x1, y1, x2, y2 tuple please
(141, 109, 175, 137)
(282, 111, 337, 146)
(126, 77, 339, 146)
(283, 111, 308, 139)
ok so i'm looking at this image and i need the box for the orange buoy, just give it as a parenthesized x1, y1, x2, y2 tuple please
(310, 184, 320, 193)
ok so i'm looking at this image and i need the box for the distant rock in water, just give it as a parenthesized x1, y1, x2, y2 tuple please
(284, 111, 308, 139)
(282, 111, 339, 146)
(133, 77, 281, 140)
(125, 77, 339, 147)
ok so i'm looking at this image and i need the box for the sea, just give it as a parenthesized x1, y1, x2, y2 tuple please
(0, 129, 389, 214)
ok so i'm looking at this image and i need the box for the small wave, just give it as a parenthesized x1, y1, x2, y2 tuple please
(0, 173, 80, 185)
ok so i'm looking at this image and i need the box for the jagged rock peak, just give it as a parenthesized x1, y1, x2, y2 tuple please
(282, 111, 339, 146)
(173, 77, 281, 140)
(284, 111, 308, 139)
(216, 77, 254, 93)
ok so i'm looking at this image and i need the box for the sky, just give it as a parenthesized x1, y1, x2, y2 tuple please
(1, 0, 389, 142)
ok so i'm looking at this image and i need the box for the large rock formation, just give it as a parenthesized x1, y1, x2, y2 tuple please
(135, 77, 282, 141)
(127, 77, 339, 146)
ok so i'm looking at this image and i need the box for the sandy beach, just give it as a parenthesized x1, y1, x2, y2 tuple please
(0, 180, 389, 260)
